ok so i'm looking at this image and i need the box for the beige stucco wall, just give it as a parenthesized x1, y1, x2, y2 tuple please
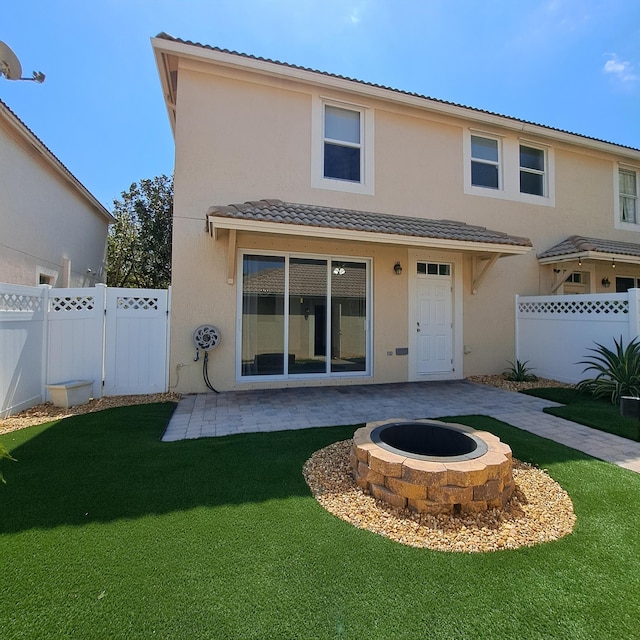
(0, 116, 109, 287)
(168, 58, 640, 393)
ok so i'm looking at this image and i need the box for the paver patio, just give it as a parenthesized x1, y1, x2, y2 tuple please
(163, 380, 640, 473)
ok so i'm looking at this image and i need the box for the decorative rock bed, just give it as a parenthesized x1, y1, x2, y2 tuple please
(351, 419, 514, 515)
(303, 439, 577, 553)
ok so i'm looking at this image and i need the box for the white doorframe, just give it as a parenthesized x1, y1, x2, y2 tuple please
(408, 249, 463, 381)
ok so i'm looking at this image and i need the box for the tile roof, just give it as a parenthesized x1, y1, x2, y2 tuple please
(207, 199, 532, 249)
(156, 32, 639, 154)
(538, 235, 640, 260)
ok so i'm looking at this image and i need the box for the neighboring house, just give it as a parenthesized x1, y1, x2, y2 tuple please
(0, 99, 113, 287)
(152, 33, 640, 394)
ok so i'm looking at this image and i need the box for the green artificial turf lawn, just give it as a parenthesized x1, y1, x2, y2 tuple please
(522, 387, 640, 441)
(1, 404, 639, 639)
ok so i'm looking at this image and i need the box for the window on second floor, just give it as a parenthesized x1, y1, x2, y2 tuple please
(471, 135, 500, 189)
(323, 105, 361, 182)
(312, 99, 373, 195)
(464, 130, 555, 206)
(619, 168, 638, 224)
(520, 144, 546, 196)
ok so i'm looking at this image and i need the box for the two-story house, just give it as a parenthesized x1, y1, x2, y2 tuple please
(0, 99, 113, 287)
(152, 33, 640, 394)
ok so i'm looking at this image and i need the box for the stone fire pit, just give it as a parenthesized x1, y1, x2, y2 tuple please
(350, 419, 514, 515)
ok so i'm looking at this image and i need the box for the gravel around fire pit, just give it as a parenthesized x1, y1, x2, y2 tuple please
(303, 440, 576, 553)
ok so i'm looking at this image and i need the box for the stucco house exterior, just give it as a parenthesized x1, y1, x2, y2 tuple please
(152, 33, 640, 394)
(0, 99, 113, 287)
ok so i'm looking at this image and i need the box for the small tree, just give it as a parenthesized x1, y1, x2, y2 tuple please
(107, 175, 173, 288)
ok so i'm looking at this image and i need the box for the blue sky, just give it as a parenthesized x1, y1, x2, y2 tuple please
(2, 0, 639, 209)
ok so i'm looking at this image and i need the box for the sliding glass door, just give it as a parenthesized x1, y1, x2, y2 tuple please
(240, 253, 369, 379)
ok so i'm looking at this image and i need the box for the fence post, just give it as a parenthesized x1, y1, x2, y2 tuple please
(95, 283, 107, 398)
(165, 285, 172, 394)
(39, 284, 51, 404)
(514, 294, 520, 362)
(628, 289, 640, 341)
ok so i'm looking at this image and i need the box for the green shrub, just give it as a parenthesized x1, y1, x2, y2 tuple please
(0, 442, 16, 484)
(503, 359, 537, 382)
(576, 335, 640, 405)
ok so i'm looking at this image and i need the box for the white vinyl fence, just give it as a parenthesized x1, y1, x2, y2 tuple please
(515, 290, 640, 384)
(1, 283, 170, 418)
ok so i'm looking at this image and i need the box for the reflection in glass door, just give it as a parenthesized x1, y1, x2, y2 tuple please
(240, 253, 369, 378)
(288, 258, 327, 374)
(331, 261, 367, 372)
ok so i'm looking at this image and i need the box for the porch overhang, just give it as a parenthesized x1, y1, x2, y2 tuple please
(206, 199, 532, 288)
(538, 235, 640, 267)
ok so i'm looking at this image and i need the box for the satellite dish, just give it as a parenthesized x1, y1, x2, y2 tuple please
(0, 41, 23, 80)
(0, 41, 45, 83)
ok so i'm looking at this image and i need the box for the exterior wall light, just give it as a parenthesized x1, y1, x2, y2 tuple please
(394, 262, 403, 275)
(601, 277, 611, 288)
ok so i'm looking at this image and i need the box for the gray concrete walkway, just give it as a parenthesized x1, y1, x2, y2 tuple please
(163, 380, 640, 473)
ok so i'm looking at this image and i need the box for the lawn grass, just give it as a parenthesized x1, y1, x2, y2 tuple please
(1, 404, 639, 639)
(522, 387, 640, 441)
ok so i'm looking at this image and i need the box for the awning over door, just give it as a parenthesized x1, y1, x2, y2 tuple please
(207, 199, 532, 252)
(538, 235, 640, 266)
(206, 199, 532, 288)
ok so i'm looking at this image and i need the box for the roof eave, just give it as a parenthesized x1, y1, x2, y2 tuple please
(152, 41, 177, 137)
(538, 251, 640, 265)
(151, 36, 640, 160)
(206, 214, 531, 256)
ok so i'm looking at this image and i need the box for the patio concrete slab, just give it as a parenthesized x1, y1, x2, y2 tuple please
(162, 380, 640, 474)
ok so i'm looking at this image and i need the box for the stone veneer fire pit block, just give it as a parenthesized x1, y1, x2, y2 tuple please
(350, 419, 514, 515)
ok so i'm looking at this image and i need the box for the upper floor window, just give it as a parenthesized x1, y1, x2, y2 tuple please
(464, 130, 555, 206)
(520, 144, 546, 196)
(620, 168, 638, 224)
(324, 105, 361, 182)
(312, 98, 374, 195)
(471, 135, 500, 189)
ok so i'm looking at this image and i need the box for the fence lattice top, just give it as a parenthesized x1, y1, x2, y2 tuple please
(50, 295, 96, 312)
(117, 296, 159, 311)
(518, 299, 628, 315)
(0, 292, 43, 312)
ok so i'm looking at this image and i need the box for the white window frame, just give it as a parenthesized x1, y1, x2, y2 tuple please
(236, 249, 373, 382)
(470, 133, 502, 191)
(311, 97, 374, 195)
(519, 142, 547, 197)
(615, 164, 639, 230)
(463, 129, 555, 206)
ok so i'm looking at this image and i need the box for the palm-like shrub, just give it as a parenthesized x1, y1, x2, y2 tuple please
(503, 360, 537, 382)
(576, 336, 640, 404)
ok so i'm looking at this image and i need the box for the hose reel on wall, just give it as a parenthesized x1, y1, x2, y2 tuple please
(193, 325, 221, 393)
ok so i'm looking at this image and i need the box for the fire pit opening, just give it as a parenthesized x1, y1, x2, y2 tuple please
(371, 421, 488, 461)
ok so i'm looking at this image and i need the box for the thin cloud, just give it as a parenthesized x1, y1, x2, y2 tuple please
(603, 55, 638, 84)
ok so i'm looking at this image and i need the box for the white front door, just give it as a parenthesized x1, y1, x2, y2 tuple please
(416, 263, 453, 375)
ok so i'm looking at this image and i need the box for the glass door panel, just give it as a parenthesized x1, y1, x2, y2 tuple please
(288, 258, 328, 374)
(241, 255, 285, 376)
(330, 261, 367, 372)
